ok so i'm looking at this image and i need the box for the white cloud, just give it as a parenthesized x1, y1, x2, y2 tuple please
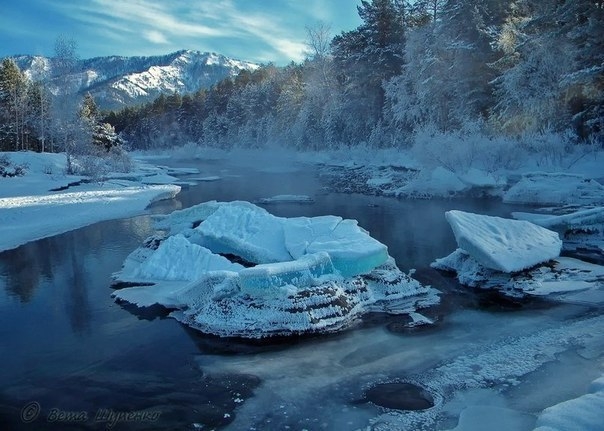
(144, 30, 169, 45)
(43, 0, 344, 63)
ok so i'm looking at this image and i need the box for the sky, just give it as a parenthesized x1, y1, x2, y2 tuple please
(0, 0, 364, 65)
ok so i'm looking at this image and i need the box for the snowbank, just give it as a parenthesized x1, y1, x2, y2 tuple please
(113, 201, 439, 338)
(503, 172, 604, 205)
(533, 374, 604, 431)
(398, 167, 468, 198)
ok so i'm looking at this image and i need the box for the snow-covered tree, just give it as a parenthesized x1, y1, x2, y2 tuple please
(490, 0, 603, 142)
(385, 0, 507, 134)
(331, 0, 407, 142)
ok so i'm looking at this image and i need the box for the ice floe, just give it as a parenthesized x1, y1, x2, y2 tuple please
(432, 210, 604, 304)
(112, 201, 438, 338)
(503, 172, 604, 206)
(445, 210, 562, 272)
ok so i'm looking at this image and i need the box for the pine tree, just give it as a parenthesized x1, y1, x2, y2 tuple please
(331, 0, 408, 142)
(0, 58, 28, 150)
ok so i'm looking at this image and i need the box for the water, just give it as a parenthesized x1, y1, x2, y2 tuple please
(1, 158, 602, 430)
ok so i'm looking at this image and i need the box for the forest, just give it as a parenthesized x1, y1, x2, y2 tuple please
(1, 0, 603, 158)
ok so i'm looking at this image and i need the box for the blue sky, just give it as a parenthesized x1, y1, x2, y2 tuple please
(0, 0, 363, 64)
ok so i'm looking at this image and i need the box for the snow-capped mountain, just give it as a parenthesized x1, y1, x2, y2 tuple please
(12, 50, 259, 110)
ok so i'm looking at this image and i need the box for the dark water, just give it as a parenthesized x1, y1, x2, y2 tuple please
(0, 159, 543, 430)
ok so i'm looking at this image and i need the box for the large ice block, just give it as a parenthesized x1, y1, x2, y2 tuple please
(445, 210, 562, 273)
(126, 234, 242, 281)
(195, 201, 292, 264)
(284, 217, 388, 277)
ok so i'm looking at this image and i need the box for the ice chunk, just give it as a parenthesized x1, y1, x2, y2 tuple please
(445, 210, 562, 273)
(284, 217, 388, 277)
(238, 252, 336, 291)
(154, 200, 223, 235)
(124, 234, 243, 281)
(503, 172, 604, 205)
(195, 201, 292, 264)
(156, 201, 389, 276)
(432, 249, 604, 304)
(282, 215, 342, 259)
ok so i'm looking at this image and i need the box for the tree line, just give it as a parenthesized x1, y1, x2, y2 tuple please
(108, 0, 602, 151)
(2, 0, 602, 157)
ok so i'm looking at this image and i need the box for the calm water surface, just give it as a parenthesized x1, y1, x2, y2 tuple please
(0, 159, 597, 430)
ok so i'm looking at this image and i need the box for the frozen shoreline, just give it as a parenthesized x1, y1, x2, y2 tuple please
(0, 152, 185, 252)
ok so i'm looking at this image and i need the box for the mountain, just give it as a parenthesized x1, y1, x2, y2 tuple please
(11, 50, 259, 110)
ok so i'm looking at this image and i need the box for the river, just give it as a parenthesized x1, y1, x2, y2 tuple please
(1, 157, 601, 430)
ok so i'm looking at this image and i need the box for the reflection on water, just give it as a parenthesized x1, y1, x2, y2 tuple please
(0, 159, 587, 430)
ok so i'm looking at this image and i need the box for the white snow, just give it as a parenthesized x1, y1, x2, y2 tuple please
(112, 200, 438, 338)
(433, 249, 604, 304)
(0, 151, 184, 252)
(398, 167, 468, 198)
(503, 172, 604, 205)
(512, 207, 604, 231)
(533, 374, 604, 431)
(459, 168, 505, 188)
(445, 210, 562, 273)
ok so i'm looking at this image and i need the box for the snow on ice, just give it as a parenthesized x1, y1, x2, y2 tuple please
(0, 151, 186, 252)
(444, 210, 562, 273)
(513, 206, 604, 258)
(112, 201, 439, 338)
(533, 374, 604, 431)
(432, 210, 604, 304)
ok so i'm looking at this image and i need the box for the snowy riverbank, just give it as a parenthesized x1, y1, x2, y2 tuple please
(0, 151, 187, 252)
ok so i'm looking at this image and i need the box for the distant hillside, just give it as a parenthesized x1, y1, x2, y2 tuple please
(11, 50, 259, 110)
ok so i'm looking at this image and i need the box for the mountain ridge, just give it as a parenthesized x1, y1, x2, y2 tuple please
(9, 49, 259, 110)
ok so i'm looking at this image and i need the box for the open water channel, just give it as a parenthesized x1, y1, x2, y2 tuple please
(1, 156, 602, 430)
